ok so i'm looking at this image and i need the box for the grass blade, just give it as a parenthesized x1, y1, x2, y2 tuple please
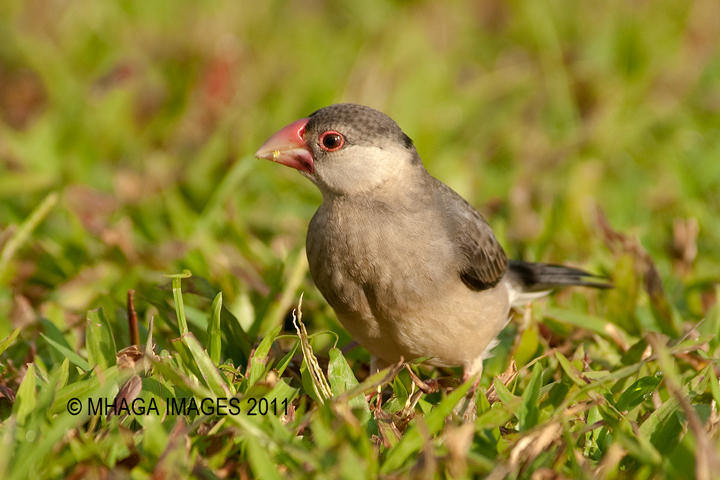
(165, 270, 192, 335)
(0, 192, 58, 281)
(328, 347, 371, 425)
(39, 333, 91, 371)
(13, 364, 37, 426)
(86, 308, 117, 370)
(208, 292, 222, 365)
(519, 362, 543, 431)
(248, 325, 282, 386)
(0, 329, 20, 356)
(173, 333, 232, 397)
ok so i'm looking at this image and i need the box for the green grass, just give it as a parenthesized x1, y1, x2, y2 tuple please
(1, 0, 720, 478)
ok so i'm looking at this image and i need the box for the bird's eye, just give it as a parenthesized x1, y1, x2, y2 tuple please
(319, 131, 344, 152)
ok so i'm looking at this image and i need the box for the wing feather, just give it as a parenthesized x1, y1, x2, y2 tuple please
(431, 179, 508, 291)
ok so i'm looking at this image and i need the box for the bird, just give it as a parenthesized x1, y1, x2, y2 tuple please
(255, 103, 609, 382)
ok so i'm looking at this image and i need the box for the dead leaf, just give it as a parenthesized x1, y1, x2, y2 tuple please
(375, 408, 402, 448)
(486, 359, 518, 404)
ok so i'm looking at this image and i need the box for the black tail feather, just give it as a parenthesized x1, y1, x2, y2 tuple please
(507, 260, 612, 293)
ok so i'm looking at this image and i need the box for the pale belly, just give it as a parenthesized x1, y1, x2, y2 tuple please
(306, 194, 512, 369)
(332, 277, 510, 368)
(307, 227, 511, 368)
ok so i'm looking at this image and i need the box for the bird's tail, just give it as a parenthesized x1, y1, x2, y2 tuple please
(505, 260, 611, 306)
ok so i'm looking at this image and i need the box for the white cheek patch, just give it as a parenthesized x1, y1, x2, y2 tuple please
(315, 145, 414, 196)
(352, 145, 410, 181)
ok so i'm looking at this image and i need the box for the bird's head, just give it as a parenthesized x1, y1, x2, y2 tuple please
(255, 103, 421, 197)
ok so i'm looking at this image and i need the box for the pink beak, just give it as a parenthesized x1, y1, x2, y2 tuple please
(254, 118, 314, 174)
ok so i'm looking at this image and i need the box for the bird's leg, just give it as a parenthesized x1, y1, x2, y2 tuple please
(456, 358, 483, 421)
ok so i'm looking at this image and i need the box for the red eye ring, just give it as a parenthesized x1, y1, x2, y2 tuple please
(319, 131, 345, 152)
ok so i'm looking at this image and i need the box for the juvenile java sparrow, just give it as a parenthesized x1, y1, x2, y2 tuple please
(256, 103, 608, 380)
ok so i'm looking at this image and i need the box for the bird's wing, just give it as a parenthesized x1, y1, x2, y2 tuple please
(432, 179, 508, 291)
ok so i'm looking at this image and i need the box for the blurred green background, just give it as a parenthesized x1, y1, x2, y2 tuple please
(1, 0, 719, 359)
